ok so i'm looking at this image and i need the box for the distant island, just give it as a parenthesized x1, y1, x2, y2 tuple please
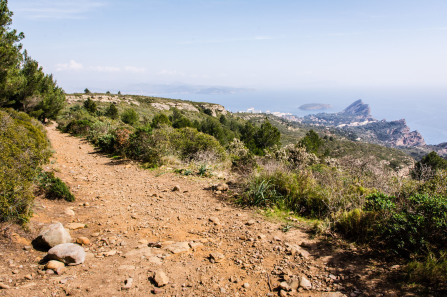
(299, 103, 332, 111)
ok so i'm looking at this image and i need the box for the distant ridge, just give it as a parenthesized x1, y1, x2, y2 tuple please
(341, 99, 371, 118)
(298, 103, 331, 111)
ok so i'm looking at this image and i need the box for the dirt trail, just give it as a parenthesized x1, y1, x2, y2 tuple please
(0, 125, 391, 296)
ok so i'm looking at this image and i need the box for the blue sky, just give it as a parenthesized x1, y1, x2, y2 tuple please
(8, 0, 447, 93)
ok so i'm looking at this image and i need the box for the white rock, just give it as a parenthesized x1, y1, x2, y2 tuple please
(299, 275, 312, 290)
(47, 243, 86, 265)
(165, 242, 190, 254)
(35, 223, 72, 249)
(64, 208, 75, 216)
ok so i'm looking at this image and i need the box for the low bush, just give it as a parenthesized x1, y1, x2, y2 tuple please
(38, 171, 75, 202)
(126, 127, 165, 167)
(105, 103, 119, 119)
(0, 109, 51, 224)
(335, 208, 374, 242)
(170, 127, 227, 162)
(406, 252, 447, 289)
(362, 193, 447, 257)
(62, 118, 94, 135)
(121, 108, 139, 126)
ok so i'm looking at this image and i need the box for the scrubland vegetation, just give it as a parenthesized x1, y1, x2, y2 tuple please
(1, 0, 446, 291)
(57, 94, 447, 289)
(0, 0, 73, 224)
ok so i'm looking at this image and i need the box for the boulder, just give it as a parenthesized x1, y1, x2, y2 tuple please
(33, 223, 71, 250)
(47, 243, 86, 265)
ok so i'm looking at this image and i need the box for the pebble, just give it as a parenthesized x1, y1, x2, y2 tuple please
(172, 185, 180, 192)
(0, 283, 10, 289)
(64, 208, 75, 216)
(209, 252, 225, 263)
(76, 237, 91, 245)
(152, 287, 164, 294)
(153, 270, 169, 287)
(243, 282, 250, 288)
(209, 217, 221, 225)
(299, 275, 312, 290)
(55, 267, 66, 275)
(121, 278, 133, 290)
(45, 260, 65, 270)
(65, 223, 86, 230)
(215, 183, 229, 191)
(103, 250, 117, 257)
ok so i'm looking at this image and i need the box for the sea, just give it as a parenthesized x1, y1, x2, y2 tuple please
(149, 88, 447, 145)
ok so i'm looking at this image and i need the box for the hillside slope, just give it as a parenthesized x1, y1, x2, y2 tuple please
(0, 125, 415, 297)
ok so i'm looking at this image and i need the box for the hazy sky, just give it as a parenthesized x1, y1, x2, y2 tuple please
(8, 0, 447, 93)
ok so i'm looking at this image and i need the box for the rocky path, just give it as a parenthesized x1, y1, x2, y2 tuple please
(0, 125, 386, 296)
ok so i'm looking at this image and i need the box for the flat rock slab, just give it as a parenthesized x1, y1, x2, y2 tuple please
(47, 243, 86, 265)
(66, 223, 86, 230)
(164, 242, 190, 254)
(124, 247, 154, 258)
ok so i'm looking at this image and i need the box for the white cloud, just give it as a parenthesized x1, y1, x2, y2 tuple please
(124, 66, 146, 73)
(178, 36, 275, 45)
(89, 66, 120, 72)
(12, 0, 106, 19)
(159, 69, 185, 76)
(56, 60, 83, 71)
(254, 35, 273, 40)
(55, 61, 147, 73)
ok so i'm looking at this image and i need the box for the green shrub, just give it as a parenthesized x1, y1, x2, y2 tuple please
(97, 133, 116, 153)
(417, 169, 447, 197)
(151, 113, 171, 128)
(364, 193, 447, 257)
(300, 129, 322, 155)
(170, 127, 226, 162)
(0, 109, 51, 224)
(336, 209, 374, 242)
(240, 169, 329, 217)
(105, 103, 119, 119)
(38, 171, 75, 202)
(63, 119, 94, 135)
(121, 108, 139, 126)
(406, 251, 447, 289)
(228, 138, 256, 173)
(83, 97, 97, 114)
(238, 179, 281, 207)
(241, 120, 280, 155)
(126, 128, 164, 167)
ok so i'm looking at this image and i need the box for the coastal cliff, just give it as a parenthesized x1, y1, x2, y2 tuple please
(302, 100, 425, 148)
